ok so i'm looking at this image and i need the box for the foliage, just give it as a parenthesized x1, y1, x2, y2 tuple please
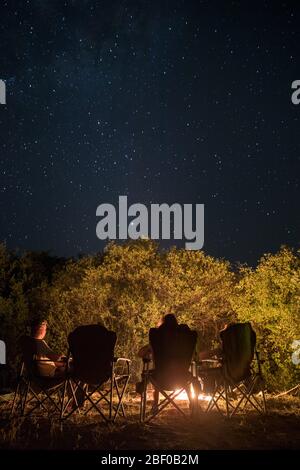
(232, 247, 300, 389)
(0, 241, 299, 389)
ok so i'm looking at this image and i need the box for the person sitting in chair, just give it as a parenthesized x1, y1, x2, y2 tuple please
(197, 322, 257, 395)
(137, 314, 178, 361)
(138, 313, 198, 414)
(30, 319, 67, 378)
(31, 319, 89, 411)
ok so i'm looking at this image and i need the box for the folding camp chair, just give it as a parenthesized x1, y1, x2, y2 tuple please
(139, 324, 198, 422)
(11, 335, 68, 418)
(62, 324, 130, 422)
(204, 322, 267, 418)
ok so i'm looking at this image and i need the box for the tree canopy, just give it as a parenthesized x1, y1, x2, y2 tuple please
(0, 241, 299, 389)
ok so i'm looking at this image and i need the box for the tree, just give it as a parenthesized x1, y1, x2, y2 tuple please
(232, 247, 300, 389)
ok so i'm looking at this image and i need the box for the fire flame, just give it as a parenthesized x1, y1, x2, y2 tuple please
(175, 387, 212, 402)
(146, 384, 212, 402)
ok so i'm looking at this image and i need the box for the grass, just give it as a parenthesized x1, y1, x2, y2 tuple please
(0, 392, 300, 450)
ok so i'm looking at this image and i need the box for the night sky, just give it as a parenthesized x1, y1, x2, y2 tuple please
(0, 0, 299, 265)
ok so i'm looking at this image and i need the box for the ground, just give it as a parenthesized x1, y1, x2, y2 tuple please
(0, 393, 300, 450)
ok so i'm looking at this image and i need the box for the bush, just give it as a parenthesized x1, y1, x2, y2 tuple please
(0, 241, 299, 389)
(232, 247, 300, 390)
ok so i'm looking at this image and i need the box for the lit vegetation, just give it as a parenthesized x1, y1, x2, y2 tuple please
(0, 241, 299, 389)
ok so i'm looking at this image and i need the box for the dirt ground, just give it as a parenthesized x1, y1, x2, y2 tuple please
(0, 394, 300, 450)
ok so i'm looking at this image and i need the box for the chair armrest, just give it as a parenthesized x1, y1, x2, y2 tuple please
(113, 357, 131, 375)
(113, 357, 131, 363)
(34, 359, 58, 363)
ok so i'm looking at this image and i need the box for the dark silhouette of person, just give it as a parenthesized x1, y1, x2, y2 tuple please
(30, 319, 66, 377)
(29, 319, 85, 410)
(138, 313, 197, 413)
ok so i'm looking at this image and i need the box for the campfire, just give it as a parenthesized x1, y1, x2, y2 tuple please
(175, 385, 212, 402)
(144, 384, 212, 403)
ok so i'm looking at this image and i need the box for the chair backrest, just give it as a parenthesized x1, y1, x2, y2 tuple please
(68, 324, 117, 385)
(220, 322, 256, 383)
(149, 323, 197, 390)
(19, 335, 39, 377)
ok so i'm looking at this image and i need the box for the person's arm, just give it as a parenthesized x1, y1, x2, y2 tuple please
(39, 340, 61, 361)
(198, 347, 223, 361)
(138, 344, 152, 360)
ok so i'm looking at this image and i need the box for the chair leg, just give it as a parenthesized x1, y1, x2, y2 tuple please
(83, 388, 110, 415)
(71, 380, 109, 422)
(140, 376, 148, 423)
(60, 378, 69, 420)
(206, 391, 215, 413)
(109, 364, 114, 421)
(230, 377, 266, 417)
(22, 387, 53, 417)
(145, 388, 187, 423)
(21, 382, 30, 416)
(206, 386, 226, 415)
(261, 387, 267, 414)
(112, 375, 130, 422)
(224, 383, 230, 418)
(10, 380, 21, 417)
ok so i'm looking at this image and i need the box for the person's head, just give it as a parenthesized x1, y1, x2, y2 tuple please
(161, 313, 178, 328)
(31, 319, 47, 339)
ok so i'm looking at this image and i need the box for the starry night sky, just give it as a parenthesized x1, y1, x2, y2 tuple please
(0, 0, 299, 265)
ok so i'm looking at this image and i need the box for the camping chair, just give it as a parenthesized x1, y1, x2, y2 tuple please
(139, 324, 198, 422)
(204, 322, 267, 418)
(62, 324, 130, 422)
(11, 335, 68, 418)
